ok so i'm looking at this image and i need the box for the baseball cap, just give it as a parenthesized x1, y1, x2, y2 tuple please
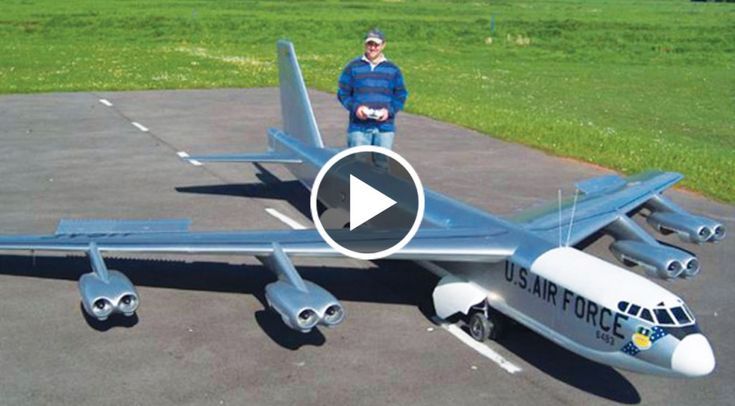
(364, 29, 385, 45)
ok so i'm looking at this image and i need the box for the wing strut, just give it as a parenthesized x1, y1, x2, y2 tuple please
(258, 243, 308, 292)
(87, 242, 110, 283)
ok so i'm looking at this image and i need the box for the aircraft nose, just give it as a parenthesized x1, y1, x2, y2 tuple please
(671, 334, 715, 377)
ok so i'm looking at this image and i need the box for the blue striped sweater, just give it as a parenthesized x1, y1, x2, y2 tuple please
(337, 55, 408, 132)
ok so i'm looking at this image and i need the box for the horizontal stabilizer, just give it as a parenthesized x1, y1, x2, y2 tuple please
(55, 219, 191, 235)
(576, 175, 626, 196)
(177, 151, 302, 164)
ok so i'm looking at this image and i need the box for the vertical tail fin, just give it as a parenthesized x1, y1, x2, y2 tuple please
(277, 40, 325, 148)
(176, 41, 321, 166)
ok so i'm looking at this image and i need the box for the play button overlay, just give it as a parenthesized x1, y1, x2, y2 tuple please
(310, 146, 425, 260)
(350, 175, 397, 230)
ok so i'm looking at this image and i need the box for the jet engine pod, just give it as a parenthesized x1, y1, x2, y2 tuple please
(647, 212, 725, 244)
(322, 303, 346, 327)
(610, 240, 699, 279)
(264, 280, 344, 333)
(79, 270, 139, 320)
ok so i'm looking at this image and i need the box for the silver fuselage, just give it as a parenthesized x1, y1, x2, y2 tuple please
(272, 128, 712, 377)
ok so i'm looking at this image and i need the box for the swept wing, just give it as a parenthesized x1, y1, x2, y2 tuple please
(516, 171, 682, 246)
(0, 220, 516, 263)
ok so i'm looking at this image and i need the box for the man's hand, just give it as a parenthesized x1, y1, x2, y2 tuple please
(356, 105, 368, 120)
(376, 108, 389, 122)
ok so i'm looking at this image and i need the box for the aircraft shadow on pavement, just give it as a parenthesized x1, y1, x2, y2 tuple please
(175, 163, 313, 219)
(1, 253, 641, 399)
(0, 253, 423, 349)
(80, 303, 139, 331)
(174, 165, 641, 399)
(388, 260, 642, 404)
(497, 326, 641, 403)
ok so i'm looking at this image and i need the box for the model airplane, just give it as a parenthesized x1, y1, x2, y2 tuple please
(0, 41, 726, 378)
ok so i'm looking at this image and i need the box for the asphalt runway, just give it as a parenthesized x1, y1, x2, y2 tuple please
(0, 89, 732, 405)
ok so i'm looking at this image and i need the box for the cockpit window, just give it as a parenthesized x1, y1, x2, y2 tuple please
(671, 307, 691, 324)
(617, 302, 656, 324)
(654, 308, 674, 325)
(627, 304, 641, 316)
(683, 304, 695, 321)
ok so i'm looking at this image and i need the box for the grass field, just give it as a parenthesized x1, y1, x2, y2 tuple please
(1, 0, 733, 202)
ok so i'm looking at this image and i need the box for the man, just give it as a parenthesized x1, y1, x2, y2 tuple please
(338, 29, 408, 150)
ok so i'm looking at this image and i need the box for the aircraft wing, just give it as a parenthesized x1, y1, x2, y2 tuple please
(0, 219, 516, 263)
(515, 171, 683, 246)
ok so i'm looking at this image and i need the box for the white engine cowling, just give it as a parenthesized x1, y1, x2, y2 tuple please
(432, 274, 487, 319)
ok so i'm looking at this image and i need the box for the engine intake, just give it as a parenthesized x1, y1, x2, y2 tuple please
(610, 240, 699, 279)
(265, 280, 345, 333)
(647, 211, 725, 244)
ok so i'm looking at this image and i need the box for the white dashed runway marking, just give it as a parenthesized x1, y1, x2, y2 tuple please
(431, 316, 522, 374)
(176, 151, 202, 166)
(265, 208, 307, 230)
(131, 122, 149, 132)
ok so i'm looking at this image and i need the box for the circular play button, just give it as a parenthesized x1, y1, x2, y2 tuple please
(310, 146, 425, 260)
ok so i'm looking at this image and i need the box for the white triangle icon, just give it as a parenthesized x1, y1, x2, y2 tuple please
(349, 175, 397, 231)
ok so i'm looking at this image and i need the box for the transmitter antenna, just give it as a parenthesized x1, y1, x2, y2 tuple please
(558, 189, 563, 247)
(565, 188, 580, 247)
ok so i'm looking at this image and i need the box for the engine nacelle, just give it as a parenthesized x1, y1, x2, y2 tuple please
(79, 270, 139, 321)
(610, 240, 700, 279)
(265, 280, 345, 333)
(647, 212, 726, 244)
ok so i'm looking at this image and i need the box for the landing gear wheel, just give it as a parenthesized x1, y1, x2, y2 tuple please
(486, 311, 505, 341)
(469, 312, 491, 342)
(468, 309, 505, 342)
